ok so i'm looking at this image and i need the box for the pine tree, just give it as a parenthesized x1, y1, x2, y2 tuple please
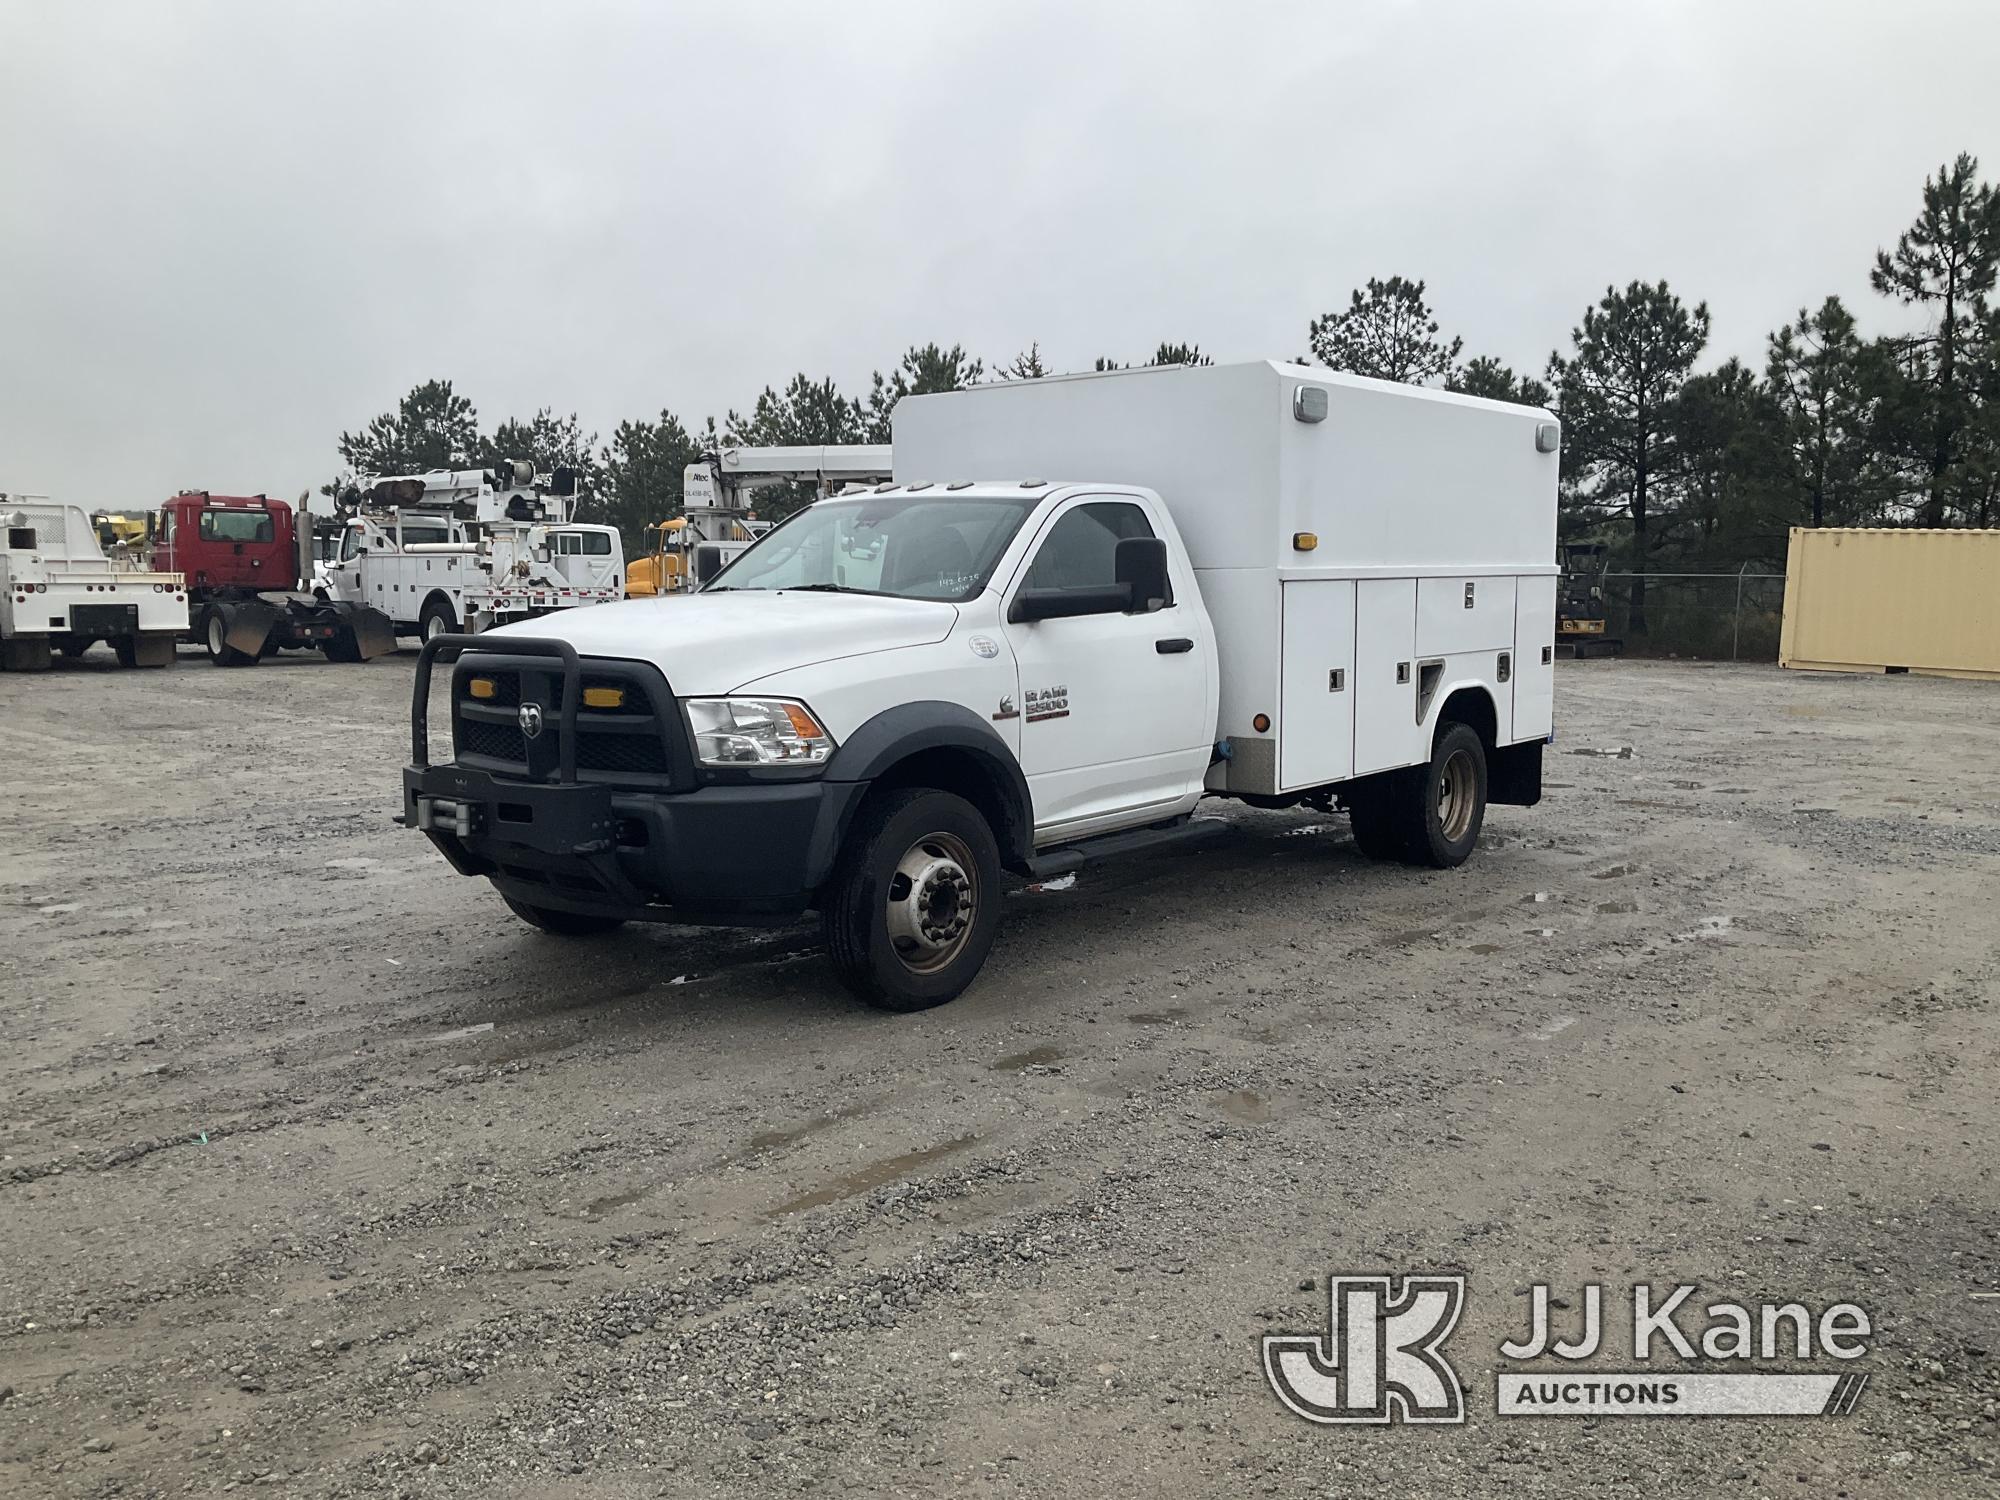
(1765, 297, 1873, 526)
(1449, 356, 1551, 407)
(1547, 281, 1711, 633)
(1868, 153, 2000, 524)
(336, 380, 481, 476)
(864, 344, 985, 440)
(1307, 276, 1463, 385)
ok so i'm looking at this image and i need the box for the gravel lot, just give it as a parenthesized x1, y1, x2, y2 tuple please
(2, 649, 1997, 1498)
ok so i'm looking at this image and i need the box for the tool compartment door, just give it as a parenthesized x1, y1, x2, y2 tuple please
(1354, 578, 1420, 774)
(1417, 575, 1516, 655)
(1512, 574, 1556, 740)
(1278, 581, 1355, 790)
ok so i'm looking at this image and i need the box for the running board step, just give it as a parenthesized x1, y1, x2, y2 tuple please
(1025, 817, 1231, 881)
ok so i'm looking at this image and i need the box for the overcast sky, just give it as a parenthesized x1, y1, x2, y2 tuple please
(3, 0, 1996, 505)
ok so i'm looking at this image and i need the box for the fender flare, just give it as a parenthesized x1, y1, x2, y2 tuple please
(816, 701, 1034, 873)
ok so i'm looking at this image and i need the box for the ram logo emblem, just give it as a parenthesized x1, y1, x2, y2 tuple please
(518, 702, 545, 740)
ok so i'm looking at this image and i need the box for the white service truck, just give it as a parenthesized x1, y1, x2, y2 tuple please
(1, 496, 188, 671)
(324, 463, 623, 641)
(402, 362, 1557, 1010)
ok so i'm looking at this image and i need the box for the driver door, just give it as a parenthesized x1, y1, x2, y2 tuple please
(999, 495, 1212, 841)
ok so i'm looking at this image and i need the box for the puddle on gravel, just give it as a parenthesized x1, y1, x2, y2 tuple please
(767, 1134, 980, 1217)
(1127, 1009, 1190, 1025)
(742, 1102, 874, 1156)
(1669, 780, 1704, 790)
(1469, 943, 1503, 955)
(1213, 1089, 1275, 1124)
(1596, 900, 1638, 914)
(428, 1022, 496, 1043)
(585, 1187, 652, 1218)
(1592, 864, 1634, 879)
(1378, 927, 1439, 948)
(991, 1045, 1064, 1071)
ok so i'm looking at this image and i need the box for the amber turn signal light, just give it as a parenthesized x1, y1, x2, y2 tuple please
(468, 677, 496, 700)
(582, 686, 625, 709)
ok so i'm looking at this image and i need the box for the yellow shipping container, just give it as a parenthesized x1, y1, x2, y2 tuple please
(1780, 527, 2000, 681)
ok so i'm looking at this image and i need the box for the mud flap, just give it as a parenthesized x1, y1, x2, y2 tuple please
(347, 606, 397, 660)
(1, 636, 54, 671)
(131, 632, 177, 668)
(223, 602, 279, 659)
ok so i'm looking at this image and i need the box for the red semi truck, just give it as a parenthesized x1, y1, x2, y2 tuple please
(152, 492, 394, 666)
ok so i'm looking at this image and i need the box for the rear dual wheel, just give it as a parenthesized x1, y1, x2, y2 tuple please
(1348, 722, 1488, 869)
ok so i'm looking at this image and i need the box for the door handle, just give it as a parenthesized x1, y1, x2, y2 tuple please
(1155, 637, 1194, 654)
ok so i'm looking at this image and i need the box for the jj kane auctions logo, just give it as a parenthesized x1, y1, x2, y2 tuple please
(1264, 1275, 1873, 1424)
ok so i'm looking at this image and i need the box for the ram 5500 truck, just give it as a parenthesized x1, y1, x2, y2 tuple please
(403, 361, 1557, 1010)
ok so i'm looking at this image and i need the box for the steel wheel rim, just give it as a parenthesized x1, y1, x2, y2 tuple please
(207, 614, 224, 654)
(424, 612, 445, 640)
(1437, 749, 1476, 842)
(884, 831, 978, 974)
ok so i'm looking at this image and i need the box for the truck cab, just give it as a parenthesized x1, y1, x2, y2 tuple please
(404, 362, 1557, 1013)
(154, 493, 296, 591)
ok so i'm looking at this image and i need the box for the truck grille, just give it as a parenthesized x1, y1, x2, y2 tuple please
(450, 657, 683, 788)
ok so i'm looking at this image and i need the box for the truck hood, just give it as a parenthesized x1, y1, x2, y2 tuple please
(482, 591, 961, 694)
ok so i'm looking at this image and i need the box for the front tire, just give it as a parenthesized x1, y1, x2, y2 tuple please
(502, 897, 626, 936)
(822, 788, 1003, 1012)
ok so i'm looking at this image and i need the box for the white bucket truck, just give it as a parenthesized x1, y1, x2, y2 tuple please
(402, 362, 1557, 1010)
(325, 463, 623, 640)
(2, 495, 188, 671)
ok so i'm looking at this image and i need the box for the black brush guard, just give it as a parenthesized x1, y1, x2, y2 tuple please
(402, 633, 646, 909)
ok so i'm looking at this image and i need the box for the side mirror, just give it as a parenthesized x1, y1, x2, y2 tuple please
(1115, 536, 1171, 613)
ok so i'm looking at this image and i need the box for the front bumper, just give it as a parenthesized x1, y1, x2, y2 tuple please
(403, 762, 868, 924)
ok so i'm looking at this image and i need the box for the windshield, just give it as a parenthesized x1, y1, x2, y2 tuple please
(198, 508, 274, 543)
(705, 492, 1038, 602)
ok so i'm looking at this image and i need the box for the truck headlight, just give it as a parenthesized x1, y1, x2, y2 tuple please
(684, 697, 835, 766)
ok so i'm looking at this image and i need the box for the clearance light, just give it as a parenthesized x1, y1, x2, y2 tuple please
(1252, 713, 1272, 733)
(1292, 532, 1318, 551)
(468, 677, 497, 700)
(582, 686, 625, 709)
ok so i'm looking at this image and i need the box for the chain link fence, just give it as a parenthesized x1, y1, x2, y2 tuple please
(1594, 569, 1788, 661)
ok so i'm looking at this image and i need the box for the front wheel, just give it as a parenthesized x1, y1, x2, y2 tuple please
(502, 896, 626, 936)
(822, 788, 1003, 1012)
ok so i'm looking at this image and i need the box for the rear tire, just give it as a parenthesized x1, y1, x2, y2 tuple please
(322, 627, 362, 663)
(419, 596, 457, 643)
(822, 788, 1003, 1012)
(1347, 722, 1488, 868)
(503, 896, 626, 936)
(59, 637, 95, 659)
(111, 637, 136, 668)
(1347, 796, 1409, 862)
